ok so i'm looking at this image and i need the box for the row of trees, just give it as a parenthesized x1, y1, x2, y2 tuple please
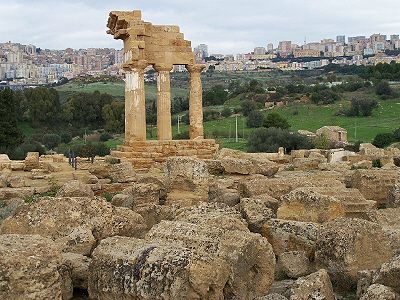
(324, 62, 400, 81)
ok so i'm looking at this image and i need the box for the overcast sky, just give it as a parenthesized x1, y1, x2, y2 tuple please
(1, 0, 400, 54)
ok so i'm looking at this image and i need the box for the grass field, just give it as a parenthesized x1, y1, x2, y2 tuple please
(275, 99, 400, 142)
(56, 82, 188, 102)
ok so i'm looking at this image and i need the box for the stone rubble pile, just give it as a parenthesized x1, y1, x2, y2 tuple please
(0, 148, 399, 299)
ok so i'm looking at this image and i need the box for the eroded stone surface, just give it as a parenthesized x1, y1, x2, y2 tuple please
(0, 234, 64, 300)
(0, 197, 146, 255)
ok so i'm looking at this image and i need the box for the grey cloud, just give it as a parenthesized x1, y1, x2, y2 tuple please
(0, 0, 399, 53)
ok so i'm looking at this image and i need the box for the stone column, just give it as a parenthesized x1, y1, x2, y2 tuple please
(187, 64, 206, 140)
(155, 64, 173, 141)
(124, 60, 147, 144)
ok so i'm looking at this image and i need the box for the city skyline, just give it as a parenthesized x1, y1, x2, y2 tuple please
(1, 0, 400, 54)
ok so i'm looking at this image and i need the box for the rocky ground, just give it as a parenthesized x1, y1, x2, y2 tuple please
(0, 144, 400, 300)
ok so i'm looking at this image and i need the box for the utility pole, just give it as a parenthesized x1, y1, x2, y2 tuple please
(235, 115, 238, 142)
(354, 120, 357, 140)
(177, 115, 182, 134)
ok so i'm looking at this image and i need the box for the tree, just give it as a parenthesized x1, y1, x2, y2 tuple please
(263, 112, 290, 129)
(24, 87, 61, 124)
(247, 127, 312, 153)
(203, 85, 228, 106)
(246, 110, 264, 128)
(346, 98, 378, 117)
(221, 107, 232, 118)
(241, 100, 258, 117)
(64, 91, 113, 127)
(249, 79, 264, 93)
(102, 101, 125, 133)
(0, 89, 24, 151)
(372, 132, 395, 148)
(42, 134, 61, 150)
(375, 80, 393, 97)
(310, 89, 340, 105)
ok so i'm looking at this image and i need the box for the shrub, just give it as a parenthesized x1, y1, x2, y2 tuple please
(203, 109, 221, 121)
(173, 131, 190, 140)
(372, 159, 383, 168)
(346, 98, 378, 117)
(60, 132, 72, 144)
(375, 80, 393, 97)
(42, 134, 61, 150)
(241, 100, 258, 117)
(246, 110, 264, 128)
(247, 127, 312, 153)
(313, 135, 333, 150)
(263, 112, 290, 129)
(221, 107, 232, 118)
(372, 133, 395, 148)
(310, 89, 340, 105)
(8, 141, 46, 160)
(100, 132, 113, 142)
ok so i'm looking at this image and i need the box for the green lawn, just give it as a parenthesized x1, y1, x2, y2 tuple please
(274, 98, 400, 142)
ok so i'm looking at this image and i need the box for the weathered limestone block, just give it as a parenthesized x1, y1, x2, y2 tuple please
(204, 159, 225, 175)
(388, 177, 400, 208)
(292, 158, 324, 171)
(220, 157, 279, 176)
(209, 182, 240, 207)
(0, 154, 11, 170)
(175, 202, 248, 232)
(7, 175, 25, 188)
(239, 197, 276, 232)
(164, 156, 209, 190)
(88, 236, 230, 300)
(353, 160, 373, 169)
(256, 294, 288, 300)
(30, 168, 47, 179)
(109, 162, 137, 182)
(289, 269, 335, 300)
(0, 234, 64, 300)
(24, 152, 40, 171)
(371, 208, 400, 251)
(261, 219, 320, 259)
(348, 169, 398, 206)
(360, 284, 398, 300)
(267, 280, 295, 299)
(315, 217, 394, 289)
(0, 187, 35, 200)
(0, 198, 24, 224)
(278, 188, 346, 223)
(132, 203, 179, 230)
(373, 254, 400, 293)
(278, 251, 311, 279)
(112, 180, 166, 208)
(56, 180, 94, 198)
(299, 186, 376, 220)
(146, 220, 275, 299)
(239, 174, 345, 198)
(61, 252, 91, 290)
(88, 163, 111, 179)
(0, 197, 146, 255)
(357, 270, 378, 298)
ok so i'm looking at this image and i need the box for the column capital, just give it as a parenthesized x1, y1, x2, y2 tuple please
(186, 64, 206, 73)
(154, 63, 173, 72)
(124, 59, 148, 71)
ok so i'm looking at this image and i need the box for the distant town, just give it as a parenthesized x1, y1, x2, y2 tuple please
(1, 33, 400, 88)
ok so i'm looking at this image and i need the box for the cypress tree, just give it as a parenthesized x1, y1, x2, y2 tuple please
(0, 88, 23, 150)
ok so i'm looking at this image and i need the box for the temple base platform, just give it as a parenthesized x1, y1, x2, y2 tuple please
(111, 139, 219, 169)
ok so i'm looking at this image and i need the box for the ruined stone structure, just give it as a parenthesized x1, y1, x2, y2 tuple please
(107, 10, 218, 168)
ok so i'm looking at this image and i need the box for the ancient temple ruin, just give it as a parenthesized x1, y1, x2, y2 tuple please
(107, 10, 218, 168)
